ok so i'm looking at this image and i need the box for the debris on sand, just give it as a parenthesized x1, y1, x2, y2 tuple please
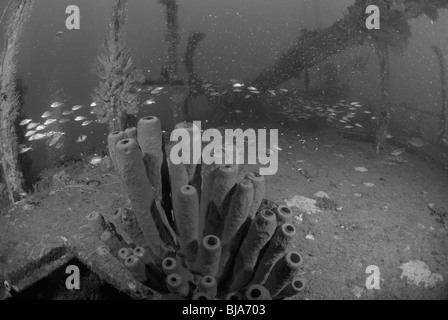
(399, 260, 443, 288)
(305, 234, 315, 240)
(315, 196, 342, 212)
(428, 203, 447, 229)
(314, 191, 329, 199)
(286, 195, 321, 215)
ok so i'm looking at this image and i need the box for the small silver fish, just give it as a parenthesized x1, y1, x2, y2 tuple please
(49, 134, 62, 147)
(19, 147, 33, 154)
(144, 99, 155, 105)
(72, 105, 83, 111)
(81, 120, 93, 126)
(19, 119, 32, 126)
(36, 125, 46, 131)
(26, 122, 39, 130)
(232, 83, 244, 88)
(90, 102, 97, 107)
(41, 111, 52, 118)
(75, 116, 87, 121)
(247, 86, 257, 91)
(150, 87, 164, 94)
(62, 110, 73, 115)
(25, 130, 36, 137)
(76, 135, 87, 143)
(51, 102, 63, 108)
(44, 119, 57, 125)
(59, 118, 70, 124)
(29, 133, 47, 141)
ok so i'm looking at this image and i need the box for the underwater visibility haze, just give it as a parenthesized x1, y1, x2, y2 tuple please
(0, 0, 447, 301)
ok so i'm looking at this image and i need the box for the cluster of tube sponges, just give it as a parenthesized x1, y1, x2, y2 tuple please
(87, 116, 306, 300)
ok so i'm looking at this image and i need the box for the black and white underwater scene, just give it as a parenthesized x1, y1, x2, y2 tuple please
(0, 0, 447, 301)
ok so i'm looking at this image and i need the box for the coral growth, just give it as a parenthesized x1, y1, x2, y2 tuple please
(88, 117, 305, 300)
(91, 0, 140, 132)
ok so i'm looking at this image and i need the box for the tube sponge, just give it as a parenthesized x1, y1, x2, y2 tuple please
(167, 142, 189, 200)
(100, 230, 125, 257)
(245, 284, 272, 300)
(107, 131, 126, 171)
(124, 255, 147, 283)
(162, 256, 193, 283)
(217, 178, 254, 279)
(273, 206, 293, 225)
(133, 246, 154, 265)
(192, 292, 213, 300)
(245, 172, 265, 219)
(87, 210, 108, 239)
(274, 277, 306, 300)
(118, 248, 132, 262)
(193, 235, 222, 277)
(174, 122, 198, 182)
(114, 138, 162, 258)
(166, 273, 189, 297)
(263, 251, 303, 298)
(225, 292, 243, 300)
(198, 275, 217, 298)
(124, 127, 137, 140)
(198, 162, 219, 241)
(251, 223, 296, 285)
(211, 164, 238, 218)
(162, 257, 182, 275)
(137, 116, 164, 200)
(229, 210, 277, 291)
(133, 247, 168, 293)
(116, 207, 149, 248)
(176, 185, 199, 268)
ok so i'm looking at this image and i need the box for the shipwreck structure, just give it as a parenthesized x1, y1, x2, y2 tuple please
(250, 0, 448, 92)
(0, 0, 34, 203)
